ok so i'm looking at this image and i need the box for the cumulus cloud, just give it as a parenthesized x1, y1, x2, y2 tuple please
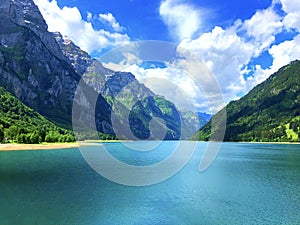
(177, 4, 287, 106)
(244, 35, 300, 94)
(122, 64, 206, 111)
(99, 13, 124, 32)
(243, 7, 283, 53)
(253, 0, 300, 82)
(179, 26, 252, 104)
(33, 0, 130, 53)
(87, 11, 93, 22)
(159, 0, 202, 40)
(102, 50, 143, 71)
(156, 0, 293, 111)
(280, 0, 300, 31)
(266, 34, 300, 71)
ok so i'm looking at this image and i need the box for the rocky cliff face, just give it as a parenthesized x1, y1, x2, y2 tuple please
(53, 32, 111, 76)
(54, 33, 153, 105)
(0, 0, 111, 130)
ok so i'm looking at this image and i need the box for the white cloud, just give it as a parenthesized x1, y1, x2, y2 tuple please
(122, 64, 205, 111)
(102, 51, 143, 71)
(243, 7, 283, 53)
(177, 4, 289, 107)
(159, 0, 202, 40)
(243, 0, 300, 90)
(265, 34, 300, 73)
(33, 0, 130, 53)
(87, 11, 93, 22)
(280, 0, 300, 31)
(156, 0, 292, 111)
(157, 0, 300, 112)
(99, 13, 124, 32)
(179, 25, 253, 104)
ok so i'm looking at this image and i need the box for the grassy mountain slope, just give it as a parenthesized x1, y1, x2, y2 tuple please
(0, 87, 74, 143)
(196, 60, 300, 142)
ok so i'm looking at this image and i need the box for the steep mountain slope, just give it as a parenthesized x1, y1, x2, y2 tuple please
(55, 33, 202, 139)
(196, 60, 300, 142)
(197, 112, 211, 122)
(0, 87, 74, 143)
(0, 0, 111, 131)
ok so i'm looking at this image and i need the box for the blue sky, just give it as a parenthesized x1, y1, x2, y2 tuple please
(52, 0, 273, 41)
(34, 0, 300, 112)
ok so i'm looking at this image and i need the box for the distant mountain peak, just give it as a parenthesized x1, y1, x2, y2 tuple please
(6, 0, 48, 31)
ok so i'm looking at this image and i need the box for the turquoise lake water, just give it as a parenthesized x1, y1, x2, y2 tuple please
(0, 142, 299, 225)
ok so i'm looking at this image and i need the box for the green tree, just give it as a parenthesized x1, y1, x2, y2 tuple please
(0, 125, 4, 143)
(29, 132, 41, 144)
(6, 125, 19, 141)
(16, 134, 28, 143)
(45, 131, 60, 143)
(64, 134, 75, 142)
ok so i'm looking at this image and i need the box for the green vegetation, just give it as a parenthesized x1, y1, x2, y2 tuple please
(0, 87, 75, 144)
(129, 96, 181, 140)
(153, 95, 174, 116)
(74, 131, 117, 141)
(196, 60, 300, 142)
(104, 95, 183, 140)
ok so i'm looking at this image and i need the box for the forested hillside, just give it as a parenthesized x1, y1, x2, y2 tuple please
(0, 87, 74, 143)
(196, 60, 300, 142)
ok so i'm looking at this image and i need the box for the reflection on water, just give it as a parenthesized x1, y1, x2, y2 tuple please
(0, 142, 299, 225)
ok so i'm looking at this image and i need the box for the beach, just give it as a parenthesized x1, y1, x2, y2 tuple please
(0, 142, 79, 151)
(0, 140, 134, 151)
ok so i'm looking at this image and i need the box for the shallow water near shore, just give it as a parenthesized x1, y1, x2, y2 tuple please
(0, 142, 299, 225)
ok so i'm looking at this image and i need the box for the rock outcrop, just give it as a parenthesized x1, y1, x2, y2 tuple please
(0, 0, 111, 130)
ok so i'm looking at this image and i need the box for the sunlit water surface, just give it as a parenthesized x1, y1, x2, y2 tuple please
(0, 142, 299, 225)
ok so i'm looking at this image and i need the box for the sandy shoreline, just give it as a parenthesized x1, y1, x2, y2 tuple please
(0, 140, 127, 151)
(0, 142, 79, 151)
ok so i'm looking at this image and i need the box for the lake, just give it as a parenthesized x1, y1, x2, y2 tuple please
(0, 142, 299, 225)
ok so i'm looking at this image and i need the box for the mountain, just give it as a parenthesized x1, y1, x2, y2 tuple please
(55, 33, 202, 139)
(0, 0, 202, 140)
(195, 60, 300, 142)
(0, 0, 113, 132)
(197, 112, 211, 122)
(0, 86, 74, 143)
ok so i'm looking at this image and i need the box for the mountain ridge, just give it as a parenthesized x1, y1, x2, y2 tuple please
(195, 60, 300, 142)
(54, 31, 199, 139)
